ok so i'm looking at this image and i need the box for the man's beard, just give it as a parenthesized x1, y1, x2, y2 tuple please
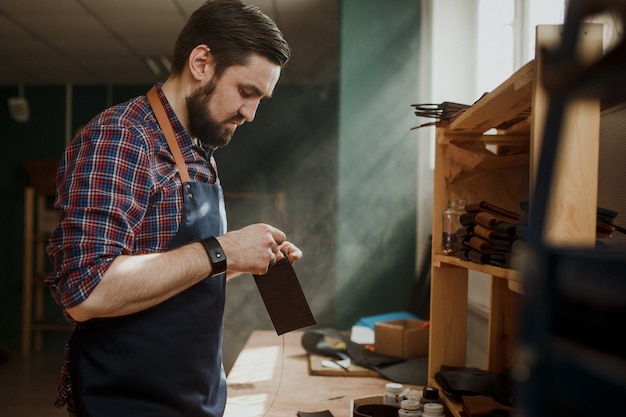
(186, 79, 241, 148)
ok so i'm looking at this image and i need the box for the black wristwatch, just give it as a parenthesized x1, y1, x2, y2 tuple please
(199, 237, 227, 276)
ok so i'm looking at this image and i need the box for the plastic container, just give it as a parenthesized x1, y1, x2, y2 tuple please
(421, 403, 444, 417)
(419, 386, 440, 408)
(383, 383, 404, 407)
(398, 399, 422, 416)
(441, 199, 466, 255)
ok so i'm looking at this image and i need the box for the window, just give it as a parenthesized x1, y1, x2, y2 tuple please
(476, 0, 565, 96)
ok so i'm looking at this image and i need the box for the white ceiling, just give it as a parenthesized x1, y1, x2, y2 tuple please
(0, 0, 338, 85)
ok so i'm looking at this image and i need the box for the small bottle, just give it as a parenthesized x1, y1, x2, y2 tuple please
(421, 403, 444, 417)
(419, 386, 440, 409)
(398, 399, 422, 416)
(441, 199, 466, 255)
(383, 382, 404, 407)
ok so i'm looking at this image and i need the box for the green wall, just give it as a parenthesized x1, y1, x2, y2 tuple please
(337, 0, 422, 328)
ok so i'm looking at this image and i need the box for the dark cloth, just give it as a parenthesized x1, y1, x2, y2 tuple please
(300, 329, 428, 386)
(435, 365, 516, 407)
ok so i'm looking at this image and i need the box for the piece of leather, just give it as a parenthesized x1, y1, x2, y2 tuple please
(435, 366, 515, 407)
(467, 249, 490, 264)
(301, 329, 401, 367)
(456, 239, 470, 253)
(457, 249, 471, 262)
(474, 224, 495, 241)
(372, 356, 428, 386)
(467, 235, 495, 254)
(463, 249, 513, 268)
(302, 329, 428, 386)
(253, 258, 316, 335)
(461, 395, 512, 416)
(491, 238, 513, 251)
(487, 252, 513, 268)
(465, 201, 521, 222)
(474, 212, 518, 229)
(493, 222, 520, 239)
(460, 212, 476, 226)
(456, 225, 474, 240)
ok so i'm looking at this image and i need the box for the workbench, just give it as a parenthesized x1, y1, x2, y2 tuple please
(224, 330, 420, 417)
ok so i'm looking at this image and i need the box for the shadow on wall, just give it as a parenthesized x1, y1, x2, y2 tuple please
(220, 82, 339, 373)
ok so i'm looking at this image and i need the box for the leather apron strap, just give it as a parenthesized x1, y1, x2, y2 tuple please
(147, 86, 191, 183)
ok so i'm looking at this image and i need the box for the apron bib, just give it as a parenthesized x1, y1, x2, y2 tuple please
(69, 87, 227, 417)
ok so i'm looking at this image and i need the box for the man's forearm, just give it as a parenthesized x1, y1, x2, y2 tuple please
(64, 223, 299, 322)
(65, 242, 212, 322)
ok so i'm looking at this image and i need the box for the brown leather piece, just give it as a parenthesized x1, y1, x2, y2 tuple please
(254, 259, 316, 335)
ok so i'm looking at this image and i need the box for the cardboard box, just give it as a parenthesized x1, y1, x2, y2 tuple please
(374, 319, 429, 359)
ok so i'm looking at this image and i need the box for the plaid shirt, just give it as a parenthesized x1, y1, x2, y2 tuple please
(46, 84, 219, 407)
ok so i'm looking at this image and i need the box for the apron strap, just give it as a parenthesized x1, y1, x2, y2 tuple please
(147, 86, 191, 183)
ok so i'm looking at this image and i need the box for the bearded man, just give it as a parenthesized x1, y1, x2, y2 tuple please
(46, 1, 301, 416)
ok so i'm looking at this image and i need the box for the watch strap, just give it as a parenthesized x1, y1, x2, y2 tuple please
(199, 237, 227, 276)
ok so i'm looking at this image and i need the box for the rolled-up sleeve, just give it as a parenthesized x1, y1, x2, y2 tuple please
(46, 123, 152, 311)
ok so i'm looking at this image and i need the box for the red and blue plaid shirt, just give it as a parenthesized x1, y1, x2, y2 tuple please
(46, 84, 219, 407)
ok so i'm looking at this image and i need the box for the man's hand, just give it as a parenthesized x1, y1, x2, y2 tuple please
(217, 223, 302, 276)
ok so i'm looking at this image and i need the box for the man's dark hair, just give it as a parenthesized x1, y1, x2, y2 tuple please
(171, 0, 291, 77)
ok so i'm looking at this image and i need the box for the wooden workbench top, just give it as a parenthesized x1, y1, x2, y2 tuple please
(224, 330, 418, 417)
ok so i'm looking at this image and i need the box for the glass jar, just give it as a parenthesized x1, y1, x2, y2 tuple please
(441, 199, 466, 255)
(383, 382, 404, 407)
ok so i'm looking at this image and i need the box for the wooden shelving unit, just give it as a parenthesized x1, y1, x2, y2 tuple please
(22, 185, 73, 356)
(427, 24, 603, 416)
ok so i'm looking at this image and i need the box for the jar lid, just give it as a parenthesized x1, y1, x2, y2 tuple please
(400, 400, 420, 411)
(448, 199, 467, 206)
(423, 403, 444, 413)
(385, 382, 403, 392)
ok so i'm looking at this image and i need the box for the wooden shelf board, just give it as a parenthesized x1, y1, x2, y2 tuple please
(498, 116, 531, 135)
(432, 254, 520, 281)
(440, 132, 529, 146)
(448, 60, 535, 134)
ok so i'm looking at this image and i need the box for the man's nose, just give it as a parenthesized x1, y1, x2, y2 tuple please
(239, 99, 260, 122)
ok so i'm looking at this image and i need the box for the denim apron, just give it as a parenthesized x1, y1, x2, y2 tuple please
(68, 87, 227, 417)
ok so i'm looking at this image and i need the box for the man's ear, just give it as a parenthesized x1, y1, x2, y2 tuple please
(188, 44, 213, 81)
